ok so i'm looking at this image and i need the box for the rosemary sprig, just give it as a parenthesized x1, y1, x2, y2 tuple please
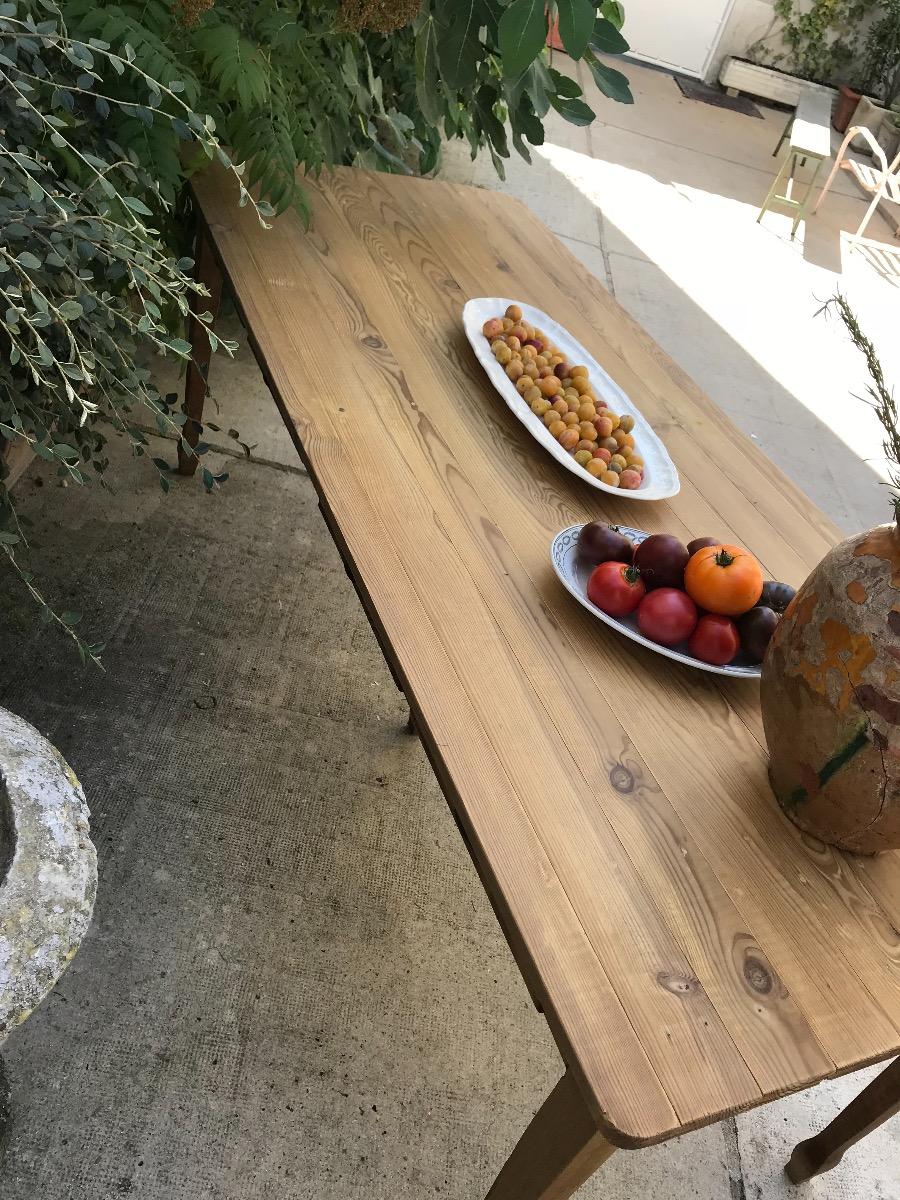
(820, 293, 900, 523)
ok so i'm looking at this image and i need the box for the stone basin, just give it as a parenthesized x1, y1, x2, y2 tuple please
(0, 708, 96, 1048)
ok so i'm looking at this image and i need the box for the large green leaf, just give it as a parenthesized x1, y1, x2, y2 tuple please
(587, 56, 634, 103)
(526, 56, 554, 117)
(438, 0, 481, 90)
(600, 0, 626, 29)
(557, 0, 595, 60)
(591, 16, 630, 54)
(415, 15, 442, 124)
(475, 84, 509, 157)
(549, 93, 596, 125)
(549, 67, 582, 98)
(499, 0, 547, 80)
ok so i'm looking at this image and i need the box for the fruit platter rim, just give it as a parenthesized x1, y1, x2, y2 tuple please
(463, 297, 680, 502)
(551, 523, 763, 679)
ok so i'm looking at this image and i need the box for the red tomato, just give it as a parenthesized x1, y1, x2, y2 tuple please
(636, 588, 698, 646)
(587, 561, 645, 617)
(688, 614, 741, 665)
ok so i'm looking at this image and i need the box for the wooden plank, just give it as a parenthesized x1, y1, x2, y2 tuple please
(192, 166, 900, 1143)
(312, 176, 834, 1096)
(319, 171, 900, 1067)
(198, 185, 680, 1147)
(385, 176, 900, 1055)
(205, 183, 761, 1128)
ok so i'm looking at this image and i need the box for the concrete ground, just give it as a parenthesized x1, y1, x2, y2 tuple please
(0, 52, 899, 1200)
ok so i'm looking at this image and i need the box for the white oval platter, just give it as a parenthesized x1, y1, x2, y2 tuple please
(551, 523, 762, 679)
(463, 297, 680, 502)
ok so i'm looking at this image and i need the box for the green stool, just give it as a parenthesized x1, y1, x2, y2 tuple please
(757, 90, 833, 238)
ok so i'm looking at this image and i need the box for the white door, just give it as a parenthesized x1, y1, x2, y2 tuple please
(621, 0, 736, 77)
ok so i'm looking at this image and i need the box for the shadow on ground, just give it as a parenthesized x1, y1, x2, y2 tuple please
(0, 430, 734, 1199)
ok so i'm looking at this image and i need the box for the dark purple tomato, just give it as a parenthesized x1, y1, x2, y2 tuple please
(760, 580, 796, 614)
(738, 606, 780, 663)
(633, 534, 689, 589)
(687, 536, 720, 557)
(577, 521, 634, 565)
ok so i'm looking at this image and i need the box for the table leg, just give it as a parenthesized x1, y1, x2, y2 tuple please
(485, 1070, 615, 1200)
(786, 1057, 900, 1184)
(177, 219, 224, 476)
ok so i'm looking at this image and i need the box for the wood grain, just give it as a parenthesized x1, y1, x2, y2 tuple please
(192, 166, 900, 1146)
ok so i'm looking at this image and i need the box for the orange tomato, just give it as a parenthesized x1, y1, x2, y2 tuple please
(684, 544, 763, 616)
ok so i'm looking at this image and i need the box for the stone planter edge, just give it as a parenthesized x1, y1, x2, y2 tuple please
(719, 56, 837, 110)
(0, 708, 97, 1045)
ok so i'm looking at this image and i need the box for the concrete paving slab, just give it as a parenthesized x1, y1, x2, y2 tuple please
(558, 234, 612, 289)
(736, 1066, 900, 1200)
(439, 133, 603, 246)
(579, 55, 867, 202)
(605, 252, 888, 532)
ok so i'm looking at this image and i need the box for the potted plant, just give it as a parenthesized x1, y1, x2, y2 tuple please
(880, 100, 900, 161)
(840, 0, 900, 139)
(761, 297, 900, 854)
(833, 79, 865, 132)
(857, 0, 900, 148)
(863, 0, 900, 107)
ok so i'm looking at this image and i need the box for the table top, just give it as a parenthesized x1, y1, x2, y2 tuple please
(192, 166, 900, 1148)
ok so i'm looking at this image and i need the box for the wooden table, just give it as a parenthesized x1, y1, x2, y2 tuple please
(189, 166, 900, 1198)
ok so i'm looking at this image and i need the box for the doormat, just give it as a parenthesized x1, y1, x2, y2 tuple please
(675, 76, 763, 118)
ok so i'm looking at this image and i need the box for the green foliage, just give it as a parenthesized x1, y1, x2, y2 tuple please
(751, 0, 878, 87)
(58, 0, 633, 214)
(0, 0, 267, 663)
(1, 0, 635, 664)
(862, 0, 900, 104)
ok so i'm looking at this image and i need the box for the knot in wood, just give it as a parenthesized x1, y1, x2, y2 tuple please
(362, 335, 383, 349)
(609, 763, 635, 794)
(657, 970, 698, 996)
(743, 955, 774, 995)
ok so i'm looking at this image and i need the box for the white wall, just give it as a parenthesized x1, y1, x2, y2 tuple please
(705, 0, 779, 83)
(705, 0, 882, 87)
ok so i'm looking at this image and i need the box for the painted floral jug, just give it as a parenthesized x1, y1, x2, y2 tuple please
(761, 524, 900, 852)
(761, 298, 900, 854)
